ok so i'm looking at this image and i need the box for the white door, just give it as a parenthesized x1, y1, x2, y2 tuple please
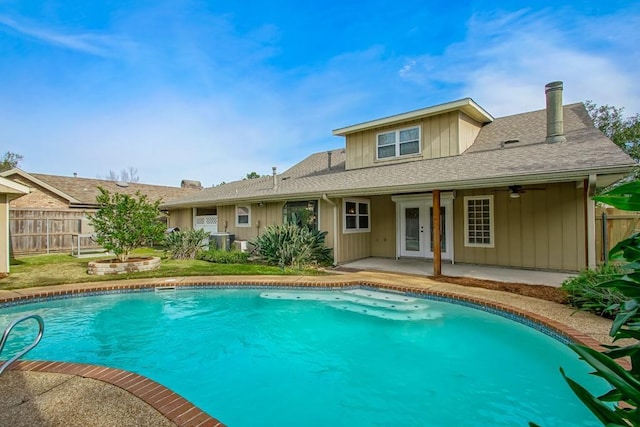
(400, 203, 427, 257)
(398, 198, 453, 260)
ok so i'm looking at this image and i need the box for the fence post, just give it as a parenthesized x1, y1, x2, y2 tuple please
(602, 211, 608, 263)
(46, 218, 50, 254)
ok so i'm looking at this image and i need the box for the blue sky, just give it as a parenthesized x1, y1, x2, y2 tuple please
(1, 1, 638, 187)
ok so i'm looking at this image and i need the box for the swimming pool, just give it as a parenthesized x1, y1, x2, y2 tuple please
(1, 286, 605, 426)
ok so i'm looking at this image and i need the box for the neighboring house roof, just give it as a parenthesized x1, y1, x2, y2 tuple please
(0, 176, 29, 200)
(162, 103, 635, 209)
(0, 169, 199, 208)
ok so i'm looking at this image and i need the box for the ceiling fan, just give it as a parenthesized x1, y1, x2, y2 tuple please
(509, 185, 524, 198)
(507, 185, 545, 198)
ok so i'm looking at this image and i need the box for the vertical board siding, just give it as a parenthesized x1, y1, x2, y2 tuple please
(336, 197, 370, 263)
(458, 113, 482, 153)
(344, 112, 467, 171)
(454, 182, 585, 271)
(168, 208, 192, 230)
(318, 198, 335, 251)
(430, 115, 441, 158)
(370, 195, 396, 258)
(184, 200, 335, 254)
(438, 113, 452, 157)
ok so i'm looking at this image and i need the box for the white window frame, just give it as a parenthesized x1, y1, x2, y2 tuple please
(343, 198, 370, 234)
(376, 125, 421, 160)
(236, 205, 251, 228)
(463, 195, 494, 248)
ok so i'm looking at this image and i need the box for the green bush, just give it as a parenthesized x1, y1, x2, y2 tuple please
(252, 223, 333, 269)
(197, 248, 249, 264)
(89, 187, 166, 262)
(164, 229, 209, 260)
(561, 263, 628, 317)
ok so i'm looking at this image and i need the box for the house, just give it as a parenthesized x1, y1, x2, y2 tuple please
(0, 169, 202, 255)
(162, 82, 635, 273)
(0, 176, 29, 274)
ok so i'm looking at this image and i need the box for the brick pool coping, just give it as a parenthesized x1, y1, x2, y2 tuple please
(0, 277, 612, 426)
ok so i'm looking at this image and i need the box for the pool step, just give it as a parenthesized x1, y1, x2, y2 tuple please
(259, 289, 442, 321)
(327, 302, 442, 321)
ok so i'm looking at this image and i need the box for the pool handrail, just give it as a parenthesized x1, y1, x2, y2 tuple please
(0, 314, 45, 376)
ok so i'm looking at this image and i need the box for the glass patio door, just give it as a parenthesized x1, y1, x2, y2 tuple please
(400, 204, 426, 257)
(399, 201, 452, 259)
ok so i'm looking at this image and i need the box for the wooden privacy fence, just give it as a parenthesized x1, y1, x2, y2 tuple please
(596, 207, 640, 264)
(9, 209, 99, 255)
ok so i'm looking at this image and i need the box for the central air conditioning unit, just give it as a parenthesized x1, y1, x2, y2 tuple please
(209, 233, 235, 251)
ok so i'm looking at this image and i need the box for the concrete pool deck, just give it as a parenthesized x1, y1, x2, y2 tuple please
(0, 272, 615, 427)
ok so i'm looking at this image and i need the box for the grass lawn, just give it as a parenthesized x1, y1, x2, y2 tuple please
(1, 248, 328, 291)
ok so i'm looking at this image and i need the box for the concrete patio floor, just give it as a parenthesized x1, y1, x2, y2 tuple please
(340, 257, 574, 287)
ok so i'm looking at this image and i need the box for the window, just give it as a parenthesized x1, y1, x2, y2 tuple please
(343, 199, 370, 233)
(236, 205, 251, 227)
(464, 196, 493, 247)
(283, 200, 318, 230)
(377, 126, 421, 160)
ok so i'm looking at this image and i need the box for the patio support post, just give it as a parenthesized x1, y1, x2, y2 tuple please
(433, 190, 442, 276)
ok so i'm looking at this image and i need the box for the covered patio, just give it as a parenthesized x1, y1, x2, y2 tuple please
(339, 257, 574, 287)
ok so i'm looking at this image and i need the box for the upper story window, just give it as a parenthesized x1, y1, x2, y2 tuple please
(236, 205, 251, 227)
(464, 196, 494, 248)
(377, 126, 421, 160)
(343, 199, 370, 233)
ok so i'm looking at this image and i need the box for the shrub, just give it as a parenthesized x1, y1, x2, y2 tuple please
(197, 249, 249, 264)
(165, 229, 210, 260)
(561, 263, 628, 317)
(252, 223, 333, 269)
(88, 188, 166, 262)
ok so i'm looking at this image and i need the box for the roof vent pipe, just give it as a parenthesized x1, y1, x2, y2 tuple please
(545, 81, 567, 144)
(272, 167, 277, 189)
(327, 151, 332, 171)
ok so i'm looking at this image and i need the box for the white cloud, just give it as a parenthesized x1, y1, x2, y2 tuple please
(397, 7, 640, 116)
(0, 14, 133, 58)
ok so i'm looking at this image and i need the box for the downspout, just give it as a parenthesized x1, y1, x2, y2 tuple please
(586, 175, 597, 268)
(322, 194, 339, 266)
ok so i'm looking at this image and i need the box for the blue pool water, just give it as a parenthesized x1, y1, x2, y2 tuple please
(0, 288, 606, 426)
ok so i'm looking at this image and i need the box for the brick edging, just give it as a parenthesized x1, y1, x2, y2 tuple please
(0, 278, 607, 350)
(8, 360, 224, 427)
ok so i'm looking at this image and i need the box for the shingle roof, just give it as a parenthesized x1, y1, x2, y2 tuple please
(162, 103, 635, 208)
(4, 170, 199, 207)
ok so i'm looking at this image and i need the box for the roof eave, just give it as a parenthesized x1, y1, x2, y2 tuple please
(162, 165, 633, 208)
(322, 166, 635, 197)
(332, 98, 494, 136)
(0, 168, 82, 204)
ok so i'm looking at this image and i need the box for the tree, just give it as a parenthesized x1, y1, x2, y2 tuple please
(0, 151, 23, 172)
(243, 172, 261, 180)
(105, 167, 140, 183)
(88, 188, 166, 262)
(586, 101, 640, 162)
